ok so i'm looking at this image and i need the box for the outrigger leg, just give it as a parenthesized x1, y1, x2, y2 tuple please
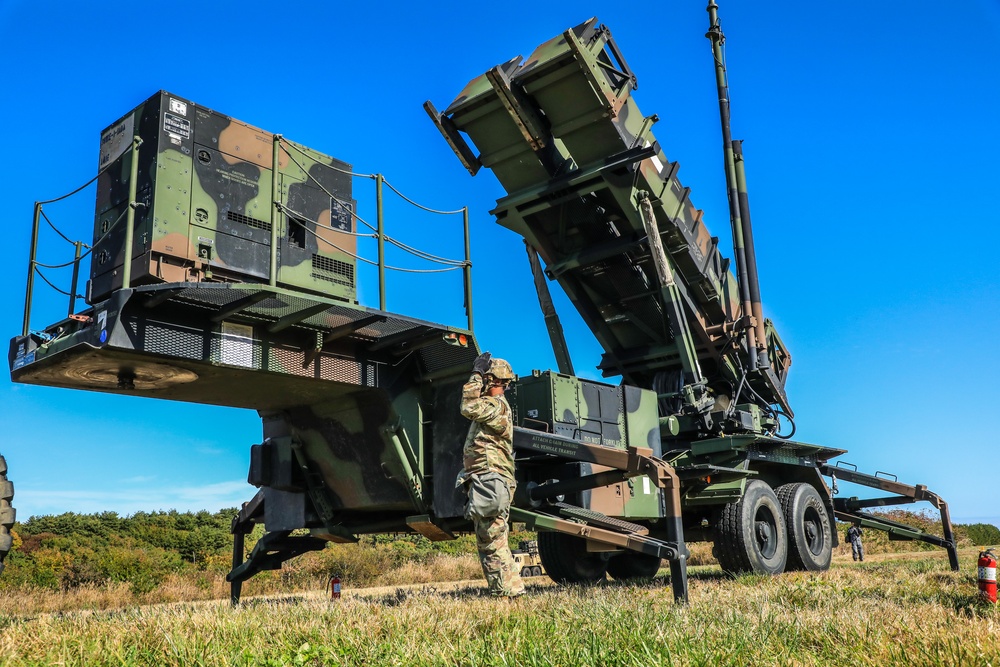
(820, 462, 959, 571)
(226, 491, 328, 605)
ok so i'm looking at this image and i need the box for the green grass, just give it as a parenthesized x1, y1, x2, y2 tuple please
(1, 550, 997, 666)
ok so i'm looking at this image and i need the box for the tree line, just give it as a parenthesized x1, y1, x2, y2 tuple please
(2, 508, 997, 595)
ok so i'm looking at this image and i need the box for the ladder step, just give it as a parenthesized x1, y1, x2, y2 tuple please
(552, 502, 648, 535)
(406, 515, 455, 541)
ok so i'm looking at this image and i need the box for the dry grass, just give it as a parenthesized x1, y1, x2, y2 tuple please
(0, 553, 482, 616)
(1, 549, 996, 666)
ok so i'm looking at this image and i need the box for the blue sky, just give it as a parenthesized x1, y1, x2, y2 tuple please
(1, 1, 997, 528)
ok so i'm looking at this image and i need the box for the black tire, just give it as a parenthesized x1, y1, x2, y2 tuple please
(538, 532, 608, 584)
(606, 552, 662, 580)
(520, 566, 531, 577)
(531, 566, 542, 577)
(713, 480, 787, 575)
(0, 454, 14, 577)
(775, 483, 833, 571)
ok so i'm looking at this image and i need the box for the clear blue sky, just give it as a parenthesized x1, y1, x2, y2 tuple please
(1, 1, 997, 527)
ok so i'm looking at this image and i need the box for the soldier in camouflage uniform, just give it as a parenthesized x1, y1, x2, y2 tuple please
(457, 352, 525, 598)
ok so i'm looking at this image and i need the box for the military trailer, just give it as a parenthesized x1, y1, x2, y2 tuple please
(7, 4, 959, 600)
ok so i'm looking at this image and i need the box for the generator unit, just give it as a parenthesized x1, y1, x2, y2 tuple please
(90, 91, 357, 303)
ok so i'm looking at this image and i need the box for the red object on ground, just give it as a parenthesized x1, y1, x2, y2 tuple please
(329, 574, 342, 600)
(978, 549, 997, 604)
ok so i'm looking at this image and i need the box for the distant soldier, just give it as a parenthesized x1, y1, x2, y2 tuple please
(457, 351, 525, 599)
(847, 523, 864, 562)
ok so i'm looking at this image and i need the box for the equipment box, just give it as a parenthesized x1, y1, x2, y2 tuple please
(511, 371, 661, 456)
(90, 90, 356, 303)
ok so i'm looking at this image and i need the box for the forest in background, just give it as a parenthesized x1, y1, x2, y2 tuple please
(1, 508, 997, 603)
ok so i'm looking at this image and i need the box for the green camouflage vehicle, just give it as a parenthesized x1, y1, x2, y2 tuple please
(7, 3, 958, 601)
(424, 6, 961, 588)
(0, 455, 12, 575)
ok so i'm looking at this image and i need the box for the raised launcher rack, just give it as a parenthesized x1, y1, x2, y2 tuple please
(427, 14, 958, 578)
(426, 18, 792, 431)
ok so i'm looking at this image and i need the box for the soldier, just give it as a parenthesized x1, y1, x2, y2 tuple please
(457, 351, 525, 598)
(847, 522, 864, 562)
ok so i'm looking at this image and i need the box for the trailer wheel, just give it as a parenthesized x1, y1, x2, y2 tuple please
(0, 455, 14, 577)
(531, 566, 543, 577)
(713, 480, 787, 575)
(538, 532, 607, 583)
(775, 483, 832, 571)
(606, 553, 662, 580)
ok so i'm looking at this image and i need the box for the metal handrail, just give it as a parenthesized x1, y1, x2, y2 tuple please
(21, 135, 475, 336)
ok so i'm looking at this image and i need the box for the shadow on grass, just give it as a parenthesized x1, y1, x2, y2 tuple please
(406, 566, 730, 602)
(0, 614, 33, 629)
(240, 595, 309, 609)
(232, 565, 732, 608)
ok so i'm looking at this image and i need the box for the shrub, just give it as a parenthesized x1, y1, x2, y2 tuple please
(96, 546, 183, 595)
(27, 548, 73, 590)
(965, 523, 1000, 547)
(62, 547, 106, 589)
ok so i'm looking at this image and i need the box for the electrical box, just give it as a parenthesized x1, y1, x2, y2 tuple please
(90, 90, 356, 303)
(511, 372, 664, 519)
(511, 371, 662, 455)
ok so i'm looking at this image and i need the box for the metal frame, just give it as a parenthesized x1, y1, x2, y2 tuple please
(512, 427, 689, 602)
(820, 463, 959, 571)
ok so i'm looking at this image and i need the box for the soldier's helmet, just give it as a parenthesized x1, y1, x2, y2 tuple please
(486, 358, 515, 383)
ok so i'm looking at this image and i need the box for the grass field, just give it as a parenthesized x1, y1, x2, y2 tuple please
(1, 548, 996, 666)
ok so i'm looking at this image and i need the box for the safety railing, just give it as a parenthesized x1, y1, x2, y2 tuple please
(277, 136, 474, 329)
(22, 135, 474, 337)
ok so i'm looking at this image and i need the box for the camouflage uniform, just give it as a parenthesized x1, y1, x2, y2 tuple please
(458, 371, 525, 598)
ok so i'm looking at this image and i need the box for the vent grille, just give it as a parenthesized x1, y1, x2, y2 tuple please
(126, 318, 205, 361)
(267, 346, 314, 378)
(311, 254, 354, 287)
(227, 210, 272, 231)
(419, 342, 478, 376)
(320, 355, 363, 384)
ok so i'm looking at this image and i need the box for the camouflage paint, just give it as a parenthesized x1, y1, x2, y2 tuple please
(509, 371, 663, 521)
(273, 395, 415, 513)
(10, 279, 482, 537)
(431, 18, 793, 429)
(91, 91, 356, 304)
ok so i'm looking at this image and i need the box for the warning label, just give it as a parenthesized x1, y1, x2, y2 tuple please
(169, 98, 188, 116)
(164, 113, 191, 140)
(99, 115, 135, 169)
(221, 322, 254, 368)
